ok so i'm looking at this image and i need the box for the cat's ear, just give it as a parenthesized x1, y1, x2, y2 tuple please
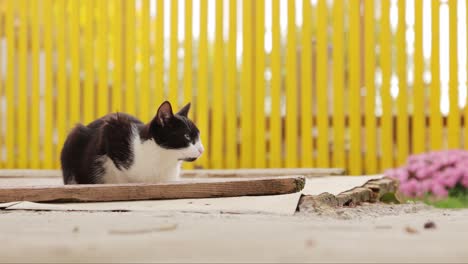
(155, 101, 174, 127)
(177, 102, 191, 117)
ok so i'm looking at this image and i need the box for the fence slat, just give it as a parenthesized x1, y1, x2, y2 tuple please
(196, 0, 209, 168)
(5, 0, 15, 168)
(240, 0, 253, 168)
(141, 0, 150, 121)
(316, 0, 329, 168)
(226, 0, 238, 168)
(397, 0, 408, 166)
(270, 0, 282, 168)
(381, 0, 393, 170)
(0, 0, 3, 168)
(169, 0, 179, 107)
(30, 0, 40, 169)
(212, 0, 225, 168)
(448, 0, 459, 149)
(431, 0, 442, 150)
(413, 0, 425, 154)
(301, 0, 313, 168)
(466, 0, 468, 150)
(184, 0, 193, 112)
(184, 0, 194, 170)
(84, 0, 95, 124)
(42, 0, 54, 169)
(332, 0, 345, 169)
(155, 0, 164, 109)
(69, 0, 81, 126)
(254, 0, 266, 168)
(125, 0, 136, 115)
(285, 0, 297, 168)
(98, 0, 109, 118)
(349, 0, 362, 174)
(364, 0, 377, 173)
(56, 0, 67, 168)
(112, 0, 122, 112)
(17, 0, 28, 168)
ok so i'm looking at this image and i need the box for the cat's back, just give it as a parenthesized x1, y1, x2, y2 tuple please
(61, 112, 143, 184)
(87, 112, 144, 130)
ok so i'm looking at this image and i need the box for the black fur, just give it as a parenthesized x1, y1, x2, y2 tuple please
(61, 101, 199, 185)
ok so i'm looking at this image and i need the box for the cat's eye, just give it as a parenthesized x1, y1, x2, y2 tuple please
(184, 134, 190, 140)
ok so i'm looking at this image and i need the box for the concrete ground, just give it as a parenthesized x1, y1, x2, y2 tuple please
(1, 202, 468, 263)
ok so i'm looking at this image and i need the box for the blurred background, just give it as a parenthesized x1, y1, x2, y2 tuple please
(0, 0, 466, 174)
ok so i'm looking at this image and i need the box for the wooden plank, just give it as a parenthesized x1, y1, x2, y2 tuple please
(430, 0, 442, 150)
(56, 0, 67, 168)
(269, 0, 282, 168)
(42, 0, 54, 168)
(0, 176, 306, 203)
(396, 0, 408, 165)
(69, 0, 81, 124)
(125, 0, 136, 115)
(225, 0, 238, 168)
(0, 168, 345, 178)
(181, 168, 345, 178)
(17, 0, 28, 168)
(2, 1, 14, 168)
(332, 0, 345, 169)
(254, 0, 266, 168)
(112, 0, 122, 111)
(183, 0, 194, 170)
(448, 0, 459, 149)
(29, 0, 40, 169)
(97, 0, 109, 117)
(169, 0, 179, 106)
(285, 0, 297, 168)
(83, 0, 95, 123)
(364, 0, 377, 173)
(301, 0, 313, 168)
(380, 0, 393, 170)
(413, 0, 425, 154)
(154, 0, 164, 108)
(348, 0, 361, 174)
(212, 0, 224, 168)
(316, 0, 329, 168)
(240, 0, 253, 168)
(196, 0, 209, 168)
(140, 0, 150, 120)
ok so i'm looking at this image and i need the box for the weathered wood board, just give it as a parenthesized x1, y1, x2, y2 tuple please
(0, 176, 305, 203)
(181, 168, 345, 178)
(0, 168, 345, 178)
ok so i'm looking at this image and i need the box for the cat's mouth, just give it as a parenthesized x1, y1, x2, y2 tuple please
(181, 157, 198, 162)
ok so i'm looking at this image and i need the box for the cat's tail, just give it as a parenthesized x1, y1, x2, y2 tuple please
(60, 124, 92, 185)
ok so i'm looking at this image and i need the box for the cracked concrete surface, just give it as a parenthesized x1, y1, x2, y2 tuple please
(1, 202, 468, 263)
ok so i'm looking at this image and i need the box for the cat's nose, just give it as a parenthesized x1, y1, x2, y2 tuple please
(197, 145, 204, 155)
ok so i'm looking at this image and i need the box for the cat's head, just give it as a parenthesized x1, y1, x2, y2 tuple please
(148, 101, 204, 162)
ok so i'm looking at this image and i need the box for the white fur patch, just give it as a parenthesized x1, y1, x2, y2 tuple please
(101, 126, 204, 184)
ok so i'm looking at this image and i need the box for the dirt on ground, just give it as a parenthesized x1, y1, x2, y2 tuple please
(1, 202, 468, 263)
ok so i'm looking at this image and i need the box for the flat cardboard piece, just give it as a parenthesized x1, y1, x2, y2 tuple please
(0, 175, 383, 215)
(1, 193, 301, 215)
(302, 175, 383, 195)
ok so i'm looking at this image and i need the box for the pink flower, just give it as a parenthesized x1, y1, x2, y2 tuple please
(461, 172, 468, 188)
(419, 179, 432, 194)
(391, 150, 468, 198)
(431, 182, 449, 198)
(415, 167, 430, 179)
(441, 167, 462, 188)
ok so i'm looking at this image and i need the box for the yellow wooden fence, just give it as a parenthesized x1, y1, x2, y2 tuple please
(0, 0, 466, 175)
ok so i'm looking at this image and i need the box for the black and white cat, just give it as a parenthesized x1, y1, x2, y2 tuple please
(60, 101, 204, 185)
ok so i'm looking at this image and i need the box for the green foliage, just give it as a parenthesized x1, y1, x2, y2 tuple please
(408, 185, 468, 209)
(380, 192, 401, 204)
